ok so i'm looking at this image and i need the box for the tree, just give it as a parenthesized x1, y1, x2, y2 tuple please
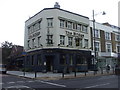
(1, 41, 13, 48)
(1, 41, 13, 64)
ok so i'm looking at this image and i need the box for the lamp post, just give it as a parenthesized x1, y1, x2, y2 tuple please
(92, 10, 106, 70)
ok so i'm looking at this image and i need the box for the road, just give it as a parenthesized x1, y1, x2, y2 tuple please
(1, 74, 120, 89)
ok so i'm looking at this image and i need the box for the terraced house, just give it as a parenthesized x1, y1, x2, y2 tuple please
(90, 21, 120, 69)
(24, 3, 93, 72)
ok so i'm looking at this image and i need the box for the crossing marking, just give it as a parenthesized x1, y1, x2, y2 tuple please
(7, 82, 15, 84)
(85, 83, 110, 88)
(40, 81, 66, 87)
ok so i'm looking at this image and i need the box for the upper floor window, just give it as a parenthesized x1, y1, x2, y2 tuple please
(27, 40, 30, 49)
(84, 39, 88, 48)
(106, 43, 111, 52)
(116, 34, 120, 41)
(60, 35, 65, 45)
(67, 21, 72, 29)
(38, 36, 41, 47)
(46, 35, 53, 45)
(77, 24, 81, 31)
(117, 46, 120, 53)
(82, 26, 88, 33)
(47, 18, 53, 27)
(32, 38, 35, 48)
(68, 37, 73, 46)
(94, 29, 99, 38)
(28, 20, 41, 35)
(105, 32, 111, 40)
(95, 42, 99, 52)
(60, 19, 65, 28)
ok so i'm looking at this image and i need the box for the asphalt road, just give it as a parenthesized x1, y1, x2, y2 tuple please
(1, 74, 120, 89)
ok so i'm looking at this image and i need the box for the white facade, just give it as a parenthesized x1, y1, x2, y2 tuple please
(24, 7, 91, 52)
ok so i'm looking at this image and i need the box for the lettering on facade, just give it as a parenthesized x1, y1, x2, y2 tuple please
(28, 32, 40, 39)
(66, 31, 84, 38)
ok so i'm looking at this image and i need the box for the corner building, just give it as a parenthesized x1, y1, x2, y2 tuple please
(24, 3, 92, 72)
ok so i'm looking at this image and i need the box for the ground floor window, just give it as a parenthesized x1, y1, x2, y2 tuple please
(60, 54, 66, 65)
(76, 55, 87, 65)
(37, 54, 42, 65)
(70, 55, 73, 65)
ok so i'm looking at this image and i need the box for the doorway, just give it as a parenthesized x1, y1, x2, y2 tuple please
(45, 55, 54, 72)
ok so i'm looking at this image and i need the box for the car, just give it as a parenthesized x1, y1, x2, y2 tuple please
(0, 64, 7, 74)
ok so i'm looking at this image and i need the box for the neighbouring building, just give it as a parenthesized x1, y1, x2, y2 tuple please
(24, 2, 93, 72)
(90, 21, 120, 69)
(7, 45, 24, 70)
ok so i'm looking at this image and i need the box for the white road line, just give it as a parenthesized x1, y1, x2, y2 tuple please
(85, 83, 110, 88)
(7, 85, 30, 88)
(27, 81, 34, 83)
(40, 81, 66, 87)
(7, 82, 15, 84)
(0, 83, 4, 84)
(17, 81, 25, 83)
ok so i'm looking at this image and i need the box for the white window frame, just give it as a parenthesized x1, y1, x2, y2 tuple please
(105, 32, 111, 40)
(47, 18, 53, 27)
(68, 37, 73, 46)
(106, 43, 112, 52)
(82, 25, 88, 33)
(60, 35, 65, 45)
(95, 42, 100, 52)
(84, 39, 88, 48)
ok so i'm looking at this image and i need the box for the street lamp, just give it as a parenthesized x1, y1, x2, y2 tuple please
(92, 10, 106, 70)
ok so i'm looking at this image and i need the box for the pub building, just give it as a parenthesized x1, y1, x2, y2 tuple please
(24, 2, 93, 72)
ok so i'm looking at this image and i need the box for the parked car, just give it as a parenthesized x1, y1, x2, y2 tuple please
(0, 64, 7, 74)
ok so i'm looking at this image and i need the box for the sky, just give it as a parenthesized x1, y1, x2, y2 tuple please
(0, 0, 119, 46)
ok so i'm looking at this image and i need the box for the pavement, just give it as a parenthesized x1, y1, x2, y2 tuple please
(6, 69, 115, 80)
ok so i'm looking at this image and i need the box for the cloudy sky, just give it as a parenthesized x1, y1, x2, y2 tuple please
(0, 0, 119, 46)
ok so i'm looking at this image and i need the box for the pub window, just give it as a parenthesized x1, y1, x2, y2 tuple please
(47, 18, 53, 27)
(60, 19, 65, 28)
(84, 39, 88, 48)
(37, 55, 42, 65)
(46, 35, 53, 45)
(60, 54, 66, 65)
(76, 55, 81, 64)
(60, 35, 65, 45)
(38, 36, 41, 47)
(32, 38, 35, 48)
(73, 23, 77, 30)
(31, 55, 34, 65)
(68, 37, 73, 46)
(67, 21, 72, 29)
(77, 24, 81, 31)
(82, 25, 88, 33)
(70, 55, 73, 65)
(27, 40, 30, 49)
(75, 38, 80, 46)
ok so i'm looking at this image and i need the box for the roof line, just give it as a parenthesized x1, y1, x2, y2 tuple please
(25, 8, 89, 22)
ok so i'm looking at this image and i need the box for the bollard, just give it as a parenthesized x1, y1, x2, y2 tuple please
(85, 71, 86, 76)
(35, 71, 37, 78)
(74, 68, 76, 77)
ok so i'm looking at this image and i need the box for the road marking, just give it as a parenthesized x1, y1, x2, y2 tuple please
(17, 81, 25, 83)
(27, 81, 34, 83)
(0, 83, 4, 84)
(7, 85, 30, 88)
(7, 82, 15, 84)
(85, 83, 110, 88)
(40, 81, 66, 87)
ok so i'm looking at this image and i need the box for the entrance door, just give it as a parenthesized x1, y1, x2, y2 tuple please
(46, 56, 54, 72)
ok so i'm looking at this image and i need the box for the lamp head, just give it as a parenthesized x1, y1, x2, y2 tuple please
(102, 11, 106, 15)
